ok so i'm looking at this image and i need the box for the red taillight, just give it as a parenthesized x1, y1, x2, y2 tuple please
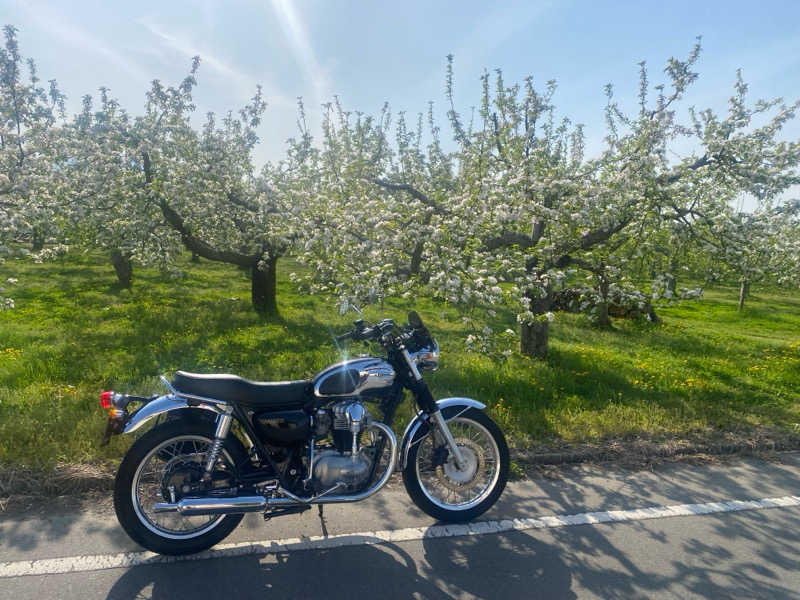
(101, 391, 113, 409)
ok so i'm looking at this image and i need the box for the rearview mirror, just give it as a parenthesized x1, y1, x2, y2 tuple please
(339, 298, 363, 318)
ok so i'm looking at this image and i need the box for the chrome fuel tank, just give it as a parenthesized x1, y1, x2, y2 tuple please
(312, 357, 396, 399)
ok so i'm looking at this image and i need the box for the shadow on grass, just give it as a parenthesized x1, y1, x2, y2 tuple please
(2, 253, 799, 470)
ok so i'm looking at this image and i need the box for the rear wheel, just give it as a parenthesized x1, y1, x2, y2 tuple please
(113, 420, 248, 555)
(403, 408, 509, 522)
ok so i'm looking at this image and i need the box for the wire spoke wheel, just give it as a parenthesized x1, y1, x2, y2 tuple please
(131, 435, 235, 539)
(403, 408, 509, 522)
(413, 415, 504, 512)
(115, 421, 248, 555)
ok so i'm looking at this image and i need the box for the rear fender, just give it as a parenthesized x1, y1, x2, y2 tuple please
(122, 394, 222, 435)
(398, 397, 486, 470)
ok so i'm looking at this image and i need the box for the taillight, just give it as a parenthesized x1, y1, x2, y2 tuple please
(101, 391, 113, 409)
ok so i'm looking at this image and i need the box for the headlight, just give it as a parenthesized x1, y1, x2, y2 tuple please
(411, 338, 439, 371)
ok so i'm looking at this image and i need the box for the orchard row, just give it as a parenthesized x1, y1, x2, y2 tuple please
(2, 27, 798, 356)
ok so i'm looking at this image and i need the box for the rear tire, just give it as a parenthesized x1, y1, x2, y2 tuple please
(114, 420, 248, 555)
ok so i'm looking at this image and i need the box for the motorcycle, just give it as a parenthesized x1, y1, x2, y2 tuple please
(100, 310, 509, 555)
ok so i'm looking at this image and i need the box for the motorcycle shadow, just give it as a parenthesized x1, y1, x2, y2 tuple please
(105, 530, 575, 599)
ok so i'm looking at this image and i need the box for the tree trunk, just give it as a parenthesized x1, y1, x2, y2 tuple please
(594, 272, 612, 328)
(520, 286, 553, 358)
(645, 303, 660, 323)
(251, 257, 278, 315)
(520, 321, 549, 358)
(595, 300, 612, 328)
(738, 279, 750, 312)
(31, 228, 45, 252)
(148, 155, 284, 316)
(409, 240, 424, 276)
(665, 257, 679, 295)
(110, 249, 133, 288)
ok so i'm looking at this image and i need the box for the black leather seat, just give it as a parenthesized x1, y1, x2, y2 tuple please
(172, 371, 311, 409)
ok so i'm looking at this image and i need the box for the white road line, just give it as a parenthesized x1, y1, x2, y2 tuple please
(1, 494, 799, 578)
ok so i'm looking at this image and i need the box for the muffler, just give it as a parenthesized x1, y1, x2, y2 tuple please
(153, 495, 266, 516)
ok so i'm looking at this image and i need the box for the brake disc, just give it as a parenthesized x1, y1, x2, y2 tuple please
(435, 438, 485, 492)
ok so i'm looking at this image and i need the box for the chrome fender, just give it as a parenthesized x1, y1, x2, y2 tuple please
(122, 394, 222, 435)
(398, 397, 486, 470)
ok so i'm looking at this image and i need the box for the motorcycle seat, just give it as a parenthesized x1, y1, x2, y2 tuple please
(172, 371, 311, 408)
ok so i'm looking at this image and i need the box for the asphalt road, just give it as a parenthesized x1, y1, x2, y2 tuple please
(2, 453, 800, 599)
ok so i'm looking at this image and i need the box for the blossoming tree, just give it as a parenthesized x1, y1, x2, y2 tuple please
(440, 43, 799, 356)
(0, 25, 67, 308)
(64, 88, 181, 288)
(290, 98, 459, 308)
(710, 200, 800, 310)
(282, 43, 799, 357)
(74, 59, 302, 314)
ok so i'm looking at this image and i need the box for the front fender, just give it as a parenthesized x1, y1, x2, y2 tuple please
(122, 395, 221, 434)
(398, 397, 486, 470)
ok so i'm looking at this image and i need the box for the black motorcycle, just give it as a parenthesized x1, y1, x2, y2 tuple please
(101, 310, 509, 555)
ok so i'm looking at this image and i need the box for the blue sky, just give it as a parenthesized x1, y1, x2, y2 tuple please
(3, 0, 800, 175)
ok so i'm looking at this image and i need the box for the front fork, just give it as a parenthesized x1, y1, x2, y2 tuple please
(401, 348, 468, 469)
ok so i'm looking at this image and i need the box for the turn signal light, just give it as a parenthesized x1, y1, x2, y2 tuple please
(101, 391, 113, 409)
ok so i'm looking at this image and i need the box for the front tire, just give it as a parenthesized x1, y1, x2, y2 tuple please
(113, 419, 248, 555)
(403, 408, 509, 522)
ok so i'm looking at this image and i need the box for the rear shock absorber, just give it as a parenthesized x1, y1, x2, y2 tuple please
(204, 412, 233, 479)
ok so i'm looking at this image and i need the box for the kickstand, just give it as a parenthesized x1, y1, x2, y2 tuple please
(318, 504, 328, 538)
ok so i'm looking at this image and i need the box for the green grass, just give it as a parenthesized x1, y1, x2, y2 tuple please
(1, 252, 799, 470)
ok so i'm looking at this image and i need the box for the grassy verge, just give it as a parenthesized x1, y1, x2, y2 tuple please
(1, 252, 799, 473)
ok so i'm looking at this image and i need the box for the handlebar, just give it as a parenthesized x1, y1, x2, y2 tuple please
(335, 331, 355, 343)
(336, 318, 395, 345)
(335, 312, 431, 349)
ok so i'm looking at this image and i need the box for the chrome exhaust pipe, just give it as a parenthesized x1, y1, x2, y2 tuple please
(152, 422, 397, 514)
(153, 495, 266, 516)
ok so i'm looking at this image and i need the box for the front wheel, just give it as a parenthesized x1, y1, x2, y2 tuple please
(113, 420, 248, 555)
(403, 408, 509, 522)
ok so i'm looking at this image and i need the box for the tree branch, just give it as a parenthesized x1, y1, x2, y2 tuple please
(579, 219, 630, 250)
(658, 154, 711, 184)
(484, 230, 537, 250)
(142, 151, 257, 266)
(371, 178, 450, 214)
(226, 190, 259, 212)
(492, 113, 512, 168)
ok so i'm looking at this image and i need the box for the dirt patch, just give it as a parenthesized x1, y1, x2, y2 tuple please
(512, 428, 800, 474)
(0, 462, 115, 514)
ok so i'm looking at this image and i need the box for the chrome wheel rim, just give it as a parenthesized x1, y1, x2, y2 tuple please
(131, 435, 234, 539)
(414, 417, 501, 511)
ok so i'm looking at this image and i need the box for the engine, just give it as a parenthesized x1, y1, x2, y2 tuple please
(310, 400, 375, 491)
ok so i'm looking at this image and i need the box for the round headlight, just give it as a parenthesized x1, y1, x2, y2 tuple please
(412, 339, 439, 371)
